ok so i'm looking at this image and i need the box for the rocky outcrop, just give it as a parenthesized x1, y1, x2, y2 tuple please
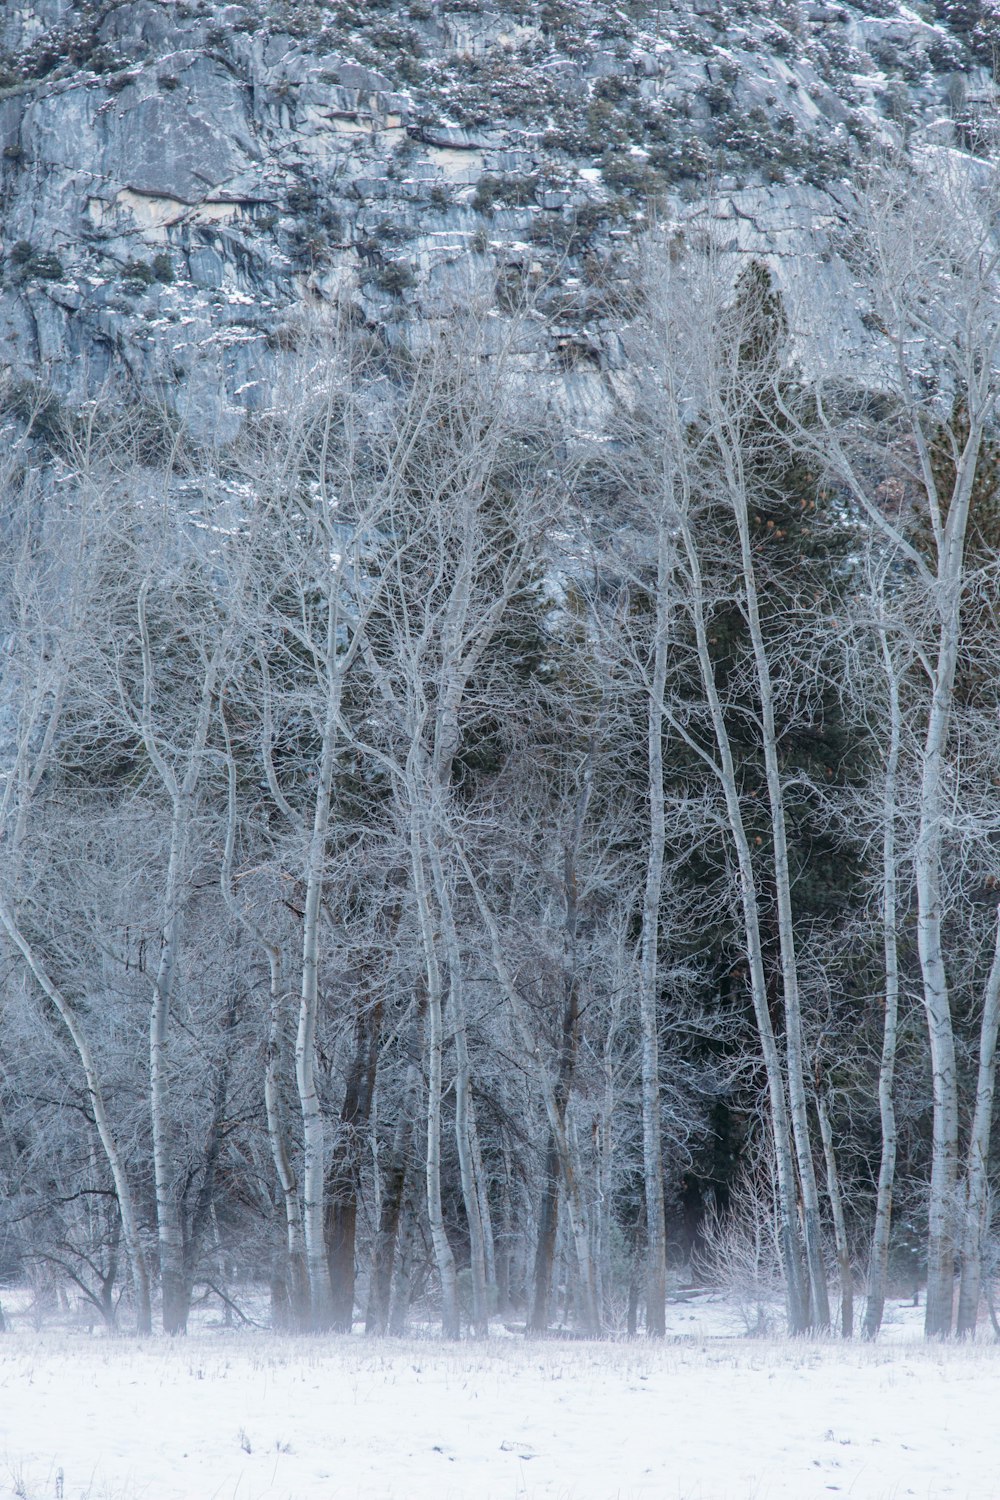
(0, 0, 994, 430)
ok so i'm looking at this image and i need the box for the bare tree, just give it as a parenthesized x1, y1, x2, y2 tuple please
(0, 424, 153, 1334)
(609, 241, 845, 1331)
(800, 156, 1000, 1335)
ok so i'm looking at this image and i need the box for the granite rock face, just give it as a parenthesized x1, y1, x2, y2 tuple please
(0, 0, 994, 430)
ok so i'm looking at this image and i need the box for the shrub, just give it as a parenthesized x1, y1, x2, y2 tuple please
(121, 258, 156, 291)
(7, 242, 64, 280)
(30, 253, 65, 280)
(599, 151, 664, 196)
(472, 173, 538, 215)
(286, 184, 318, 215)
(528, 202, 614, 254)
(370, 260, 416, 294)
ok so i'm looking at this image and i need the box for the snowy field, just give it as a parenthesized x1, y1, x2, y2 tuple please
(1, 1294, 997, 1500)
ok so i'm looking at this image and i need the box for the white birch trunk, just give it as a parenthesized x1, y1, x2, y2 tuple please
(638, 512, 672, 1336)
(470, 1094, 497, 1296)
(817, 1086, 853, 1337)
(428, 834, 490, 1335)
(409, 801, 461, 1338)
(565, 1113, 601, 1334)
(917, 433, 982, 1336)
(864, 628, 902, 1339)
(596, 1045, 617, 1329)
(265, 948, 311, 1329)
(956, 907, 1000, 1335)
(917, 677, 960, 1336)
(296, 739, 337, 1332)
(290, 539, 359, 1331)
(137, 578, 221, 1335)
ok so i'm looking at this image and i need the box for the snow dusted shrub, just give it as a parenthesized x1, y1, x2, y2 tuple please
(695, 1172, 786, 1336)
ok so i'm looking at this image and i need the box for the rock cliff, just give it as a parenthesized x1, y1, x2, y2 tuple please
(0, 0, 995, 429)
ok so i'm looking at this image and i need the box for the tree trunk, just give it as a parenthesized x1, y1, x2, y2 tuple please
(182, 990, 241, 1308)
(529, 755, 603, 1337)
(429, 837, 490, 1336)
(470, 1095, 497, 1298)
(565, 1114, 601, 1335)
(817, 1085, 853, 1337)
(136, 578, 221, 1336)
(149, 826, 188, 1338)
(864, 631, 902, 1340)
(295, 711, 344, 1331)
(916, 426, 982, 1337)
(366, 1000, 425, 1336)
(918, 688, 961, 1337)
(638, 513, 673, 1337)
(264, 953, 310, 1331)
(956, 907, 1000, 1335)
(388, 1166, 421, 1336)
(528, 965, 590, 1333)
(495, 1148, 513, 1319)
(728, 463, 830, 1332)
(529, 1138, 562, 1334)
(292, 575, 352, 1333)
(326, 997, 382, 1333)
(366, 1116, 410, 1336)
(295, 895, 333, 1334)
(220, 727, 310, 1330)
(147, 795, 194, 1336)
(410, 807, 461, 1338)
(595, 1060, 616, 1331)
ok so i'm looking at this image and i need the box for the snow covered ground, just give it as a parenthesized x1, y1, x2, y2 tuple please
(0, 1292, 997, 1500)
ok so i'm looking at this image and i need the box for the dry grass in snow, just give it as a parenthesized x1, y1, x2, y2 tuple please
(0, 1298, 996, 1500)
